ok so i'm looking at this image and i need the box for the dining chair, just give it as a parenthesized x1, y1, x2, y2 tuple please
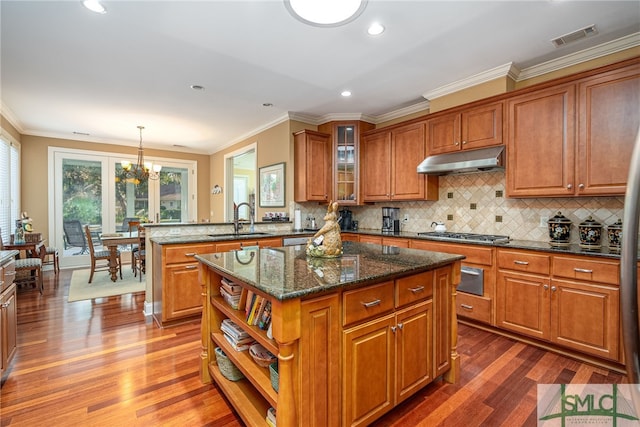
(133, 225, 146, 282)
(63, 220, 88, 255)
(0, 228, 44, 294)
(127, 220, 141, 271)
(84, 225, 122, 283)
(43, 245, 60, 273)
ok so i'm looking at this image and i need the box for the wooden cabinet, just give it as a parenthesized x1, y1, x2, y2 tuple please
(427, 102, 503, 155)
(1, 259, 17, 379)
(294, 129, 331, 202)
(152, 242, 216, 327)
(342, 276, 434, 427)
(359, 235, 410, 248)
(318, 120, 375, 205)
(361, 122, 438, 202)
(496, 249, 620, 361)
(506, 60, 640, 197)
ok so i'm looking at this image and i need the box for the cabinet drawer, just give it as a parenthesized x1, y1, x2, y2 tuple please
(456, 293, 491, 324)
(396, 271, 433, 307)
(553, 256, 619, 285)
(2, 259, 16, 286)
(164, 243, 216, 264)
(497, 250, 550, 275)
(343, 281, 394, 326)
(414, 241, 493, 266)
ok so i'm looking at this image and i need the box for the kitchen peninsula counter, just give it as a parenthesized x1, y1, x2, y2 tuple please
(197, 241, 463, 426)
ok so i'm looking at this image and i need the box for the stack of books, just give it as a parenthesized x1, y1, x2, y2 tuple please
(220, 277, 243, 309)
(220, 319, 254, 351)
(244, 290, 272, 331)
(266, 407, 276, 427)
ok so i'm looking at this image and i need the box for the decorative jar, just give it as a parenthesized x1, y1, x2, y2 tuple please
(547, 211, 572, 247)
(578, 216, 602, 249)
(607, 218, 623, 250)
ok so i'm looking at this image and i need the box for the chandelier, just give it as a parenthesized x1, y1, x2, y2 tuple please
(121, 126, 161, 182)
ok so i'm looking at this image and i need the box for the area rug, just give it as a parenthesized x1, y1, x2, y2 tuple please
(68, 269, 145, 302)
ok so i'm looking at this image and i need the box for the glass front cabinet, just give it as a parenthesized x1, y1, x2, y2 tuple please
(318, 120, 375, 205)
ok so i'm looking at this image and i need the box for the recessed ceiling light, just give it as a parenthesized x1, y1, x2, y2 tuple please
(73, 131, 90, 136)
(367, 22, 385, 36)
(284, 0, 367, 27)
(190, 84, 205, 91)
(82, 0, 107, 14)
(263, 103, 274, 107)
(341, 90, 352, 97)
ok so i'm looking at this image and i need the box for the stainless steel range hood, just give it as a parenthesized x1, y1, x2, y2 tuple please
(417, 146, 505, 175)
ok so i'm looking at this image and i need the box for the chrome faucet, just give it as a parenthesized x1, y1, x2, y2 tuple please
(233, 199, 255, 234)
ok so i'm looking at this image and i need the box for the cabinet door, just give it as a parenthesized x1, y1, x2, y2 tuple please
(343, 314, 395, 427)
(426, 112, 460, 155)
(506, 84, 576, 197)
(391, 123, 426, 200)
(0, 283, 17, 372)
(361, 131, 392, 201)
(551, 279, 620, 361)
(496, 270, 550, 341)
(461, 102, 503, 150)
(577, 64, 640, 195)
(433, 266, 452, 377)
(294, 130, 331, 202)
(396, 300, 433, 404)
(164, 263, 203, 321)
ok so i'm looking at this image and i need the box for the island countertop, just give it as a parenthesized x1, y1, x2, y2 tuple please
(196, 240, 464, 301)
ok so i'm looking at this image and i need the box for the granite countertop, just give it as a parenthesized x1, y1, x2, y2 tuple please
(0, 250, 19, 264)
(195, 241, 464, 301)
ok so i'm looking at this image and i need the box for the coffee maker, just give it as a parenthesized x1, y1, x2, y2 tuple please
(382, 207, 400, 234)
(339, 208, 353, 231)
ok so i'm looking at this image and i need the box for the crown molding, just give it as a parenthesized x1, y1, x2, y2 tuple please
(0, 101, 25, 134)
(373, 100, 431, 123)
(517, 32, 640, 81)
(422, 62, 519, 101)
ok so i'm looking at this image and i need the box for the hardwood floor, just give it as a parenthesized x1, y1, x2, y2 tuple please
(0, 269, 627, 426)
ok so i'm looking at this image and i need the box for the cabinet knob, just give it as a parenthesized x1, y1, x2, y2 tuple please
(566, 184, 573, 190)
(391, 326, 397, 333)
(454, 141, 459, 146)
(397, 322, 404, 330)
(543, 284, 549, 290)
(462, 140, 467, 145)
(578, 183, 585, 189)
(551, 286, 557, 292)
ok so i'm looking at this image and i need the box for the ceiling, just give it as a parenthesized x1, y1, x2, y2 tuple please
(1, 1, 639, 155)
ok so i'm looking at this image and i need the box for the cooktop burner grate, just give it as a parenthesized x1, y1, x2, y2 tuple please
(417, 231, 510, 243)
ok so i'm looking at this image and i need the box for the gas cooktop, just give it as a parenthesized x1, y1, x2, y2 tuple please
(417, 231, 510, 244)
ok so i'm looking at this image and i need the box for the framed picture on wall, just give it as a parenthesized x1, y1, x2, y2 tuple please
(259, 162, 285, 207)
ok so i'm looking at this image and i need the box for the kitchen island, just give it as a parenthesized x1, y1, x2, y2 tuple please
(197, 241, 463, 426)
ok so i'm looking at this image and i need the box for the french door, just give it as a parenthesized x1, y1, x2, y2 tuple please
(49, 147, 196, 269)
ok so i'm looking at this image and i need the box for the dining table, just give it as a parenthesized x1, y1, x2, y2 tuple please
(99, 232, 139, 282)
(4, 239, 45, 260)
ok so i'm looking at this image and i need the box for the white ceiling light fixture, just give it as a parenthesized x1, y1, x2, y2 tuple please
(121, 126, 162, 183)
(341, 90, 352, 97)
(82, 0, 107, 14)
(284, 0, 367, 27)
(367, 22, 385, 36)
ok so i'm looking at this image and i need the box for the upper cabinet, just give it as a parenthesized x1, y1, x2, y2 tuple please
(294, 129, 331, 202)
(427, 102, 504, 155)
(506, 60, 640, 197)
(361, 122, 438, 202)
(318, 120, 375, 206)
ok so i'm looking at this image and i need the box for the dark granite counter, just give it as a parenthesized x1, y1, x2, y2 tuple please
(196, 241, 464, 301)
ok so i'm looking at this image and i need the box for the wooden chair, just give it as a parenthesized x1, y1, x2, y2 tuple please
(43, 246, 60, 273)
(0, 228, 44, 294)
(133, 225, 145, 281)
(127, 220, 141, 271)
(84, 225, 122, 283)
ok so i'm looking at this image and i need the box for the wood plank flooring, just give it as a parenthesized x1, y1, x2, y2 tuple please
(0, 269, 627, 426)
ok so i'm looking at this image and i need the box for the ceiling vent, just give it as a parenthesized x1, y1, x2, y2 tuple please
(551, 24, 598, 47)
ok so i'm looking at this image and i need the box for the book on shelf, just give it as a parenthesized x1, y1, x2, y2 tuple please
(221, 319, 251, 340)
(247, 295, 263, 325)
(258, 300, 272, 330)
(266, 407, 276, 427)
(245, 290, 255, 319)
(223, 332, 254, 351)
(220, 277, 242, 295)
(253, 296, 269, 326)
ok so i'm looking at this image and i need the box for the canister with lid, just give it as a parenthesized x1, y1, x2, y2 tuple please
(548, 211, 572, 247)
(578, 216, 602, 249)
(607, 218, 623, 250)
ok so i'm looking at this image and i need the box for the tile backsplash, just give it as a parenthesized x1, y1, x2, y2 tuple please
(297, 171, 625, 245)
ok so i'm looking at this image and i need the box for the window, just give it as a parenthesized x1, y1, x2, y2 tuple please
(0, 134, 20, 244)
(224, 144, 256, 221)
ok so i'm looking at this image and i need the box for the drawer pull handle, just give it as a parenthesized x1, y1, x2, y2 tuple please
(184, 252, 197, 257)
(409, 286, 425, 294)
(185, 265, 198, 270)
(514, 260, 529, 265)
(574, 268, 593, 273)
(461, 268, 480, 276)
(362, 299, 381, 308)
(461, 304, 473, 310)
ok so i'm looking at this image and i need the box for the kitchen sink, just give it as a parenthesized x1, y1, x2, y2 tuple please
(209, 232, 273, 239)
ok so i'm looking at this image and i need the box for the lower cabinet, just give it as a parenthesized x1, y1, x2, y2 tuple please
(496, 248, 620, 362)
(1, 258, 17, 378)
